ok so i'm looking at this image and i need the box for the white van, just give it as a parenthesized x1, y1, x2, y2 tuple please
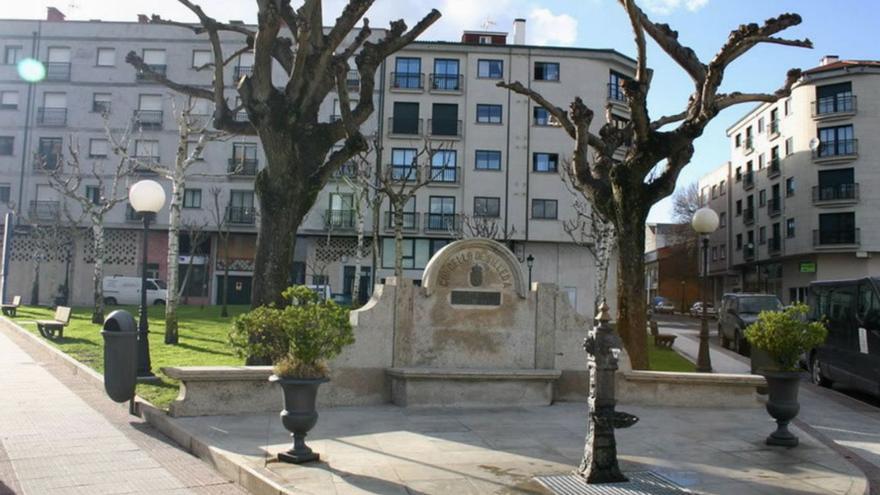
(103, 276, 168, 306)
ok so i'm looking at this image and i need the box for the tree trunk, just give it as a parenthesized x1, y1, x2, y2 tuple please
(165, 177, 183, 344)
(221, 233, 230, 318)
(31, 257, 40, 306)
(351, 207, 364, 306)
(614, 213, 649, 370)
(393, 206, 404, 279)
(91, 223, 106, 323)
(250, 140, 315, 308)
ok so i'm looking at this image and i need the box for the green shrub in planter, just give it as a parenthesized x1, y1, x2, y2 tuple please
(744, 303, 827, 372)
(229, 286, 354, 378)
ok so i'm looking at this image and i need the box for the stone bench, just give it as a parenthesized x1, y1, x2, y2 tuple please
(386, 367, 561, 407)
(617, 370, 766, 408)
(162, 366, 276, 417)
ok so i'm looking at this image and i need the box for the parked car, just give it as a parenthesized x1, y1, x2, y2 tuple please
(808, 278, 880, 396)
(718, 293, 783, 356)
(651, 296, 676, 314)
(689, 301, 716, 318)
(102, 276, 167, 306)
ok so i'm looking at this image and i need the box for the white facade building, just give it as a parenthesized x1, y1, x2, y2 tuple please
(0, 10, 635, 314)
(699, 57, 880, 304)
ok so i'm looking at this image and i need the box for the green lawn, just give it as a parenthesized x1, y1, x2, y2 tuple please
(14, 304, 250, 408)
(11, 304, 695, 408)
(648, 342, 696, 372)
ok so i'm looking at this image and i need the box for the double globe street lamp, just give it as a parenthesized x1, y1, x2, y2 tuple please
(128, 179, 166, 379)
(691, 207, 720, 373)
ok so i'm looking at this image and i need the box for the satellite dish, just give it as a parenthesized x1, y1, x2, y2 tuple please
(809, 137, 821, 151)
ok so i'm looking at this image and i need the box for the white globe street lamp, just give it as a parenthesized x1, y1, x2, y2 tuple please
(129, 180, 166, 378)
(691, 207, 719, 373)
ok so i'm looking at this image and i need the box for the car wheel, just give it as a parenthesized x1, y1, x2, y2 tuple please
(735, 330, 751, 357)
(104, 297, 117, 306)
(810, 354, 832, 387)
(153, 299, 166, 306)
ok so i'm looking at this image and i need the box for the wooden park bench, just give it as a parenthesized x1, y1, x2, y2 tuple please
(37, 306, 71, 339)
(1, 295, 21, 317)
(649, 319, 677, 349)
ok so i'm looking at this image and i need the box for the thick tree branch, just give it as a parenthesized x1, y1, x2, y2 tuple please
(715, 68, 802, 110)
(624, 3, 706, 85)
(497, 81, 576, 139)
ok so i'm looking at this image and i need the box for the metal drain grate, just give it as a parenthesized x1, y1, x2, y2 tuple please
(535, 471, 693, 495)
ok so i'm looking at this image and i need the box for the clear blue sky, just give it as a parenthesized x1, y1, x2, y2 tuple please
(6, 1, 878, 221)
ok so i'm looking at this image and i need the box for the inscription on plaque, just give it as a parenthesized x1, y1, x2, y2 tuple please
(438, 249, 513, 288)
(450, 290, 501, 306)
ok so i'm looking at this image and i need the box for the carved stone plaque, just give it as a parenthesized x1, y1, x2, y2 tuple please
(450, 290, 501, 306)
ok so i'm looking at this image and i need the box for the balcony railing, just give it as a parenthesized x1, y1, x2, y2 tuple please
(384, 211, 420, 232)
(607, 83, 627, 103)
(37, 107, 67, 126)
(429, 166, 459, 184)
(743, 245, 755, 260)
(136, 64, 167, 82)
(767, 197, 781, 217)
(428, 118, 462, 137)
(812, 95, 857, 118)
(133, 110, 163, 130)
(29, 201, 60, 221)
(44, 62, 70, 81)
(429, 73, 463, 92)
(812, 183, 859, 204)
(233, 65, 253, 79)
(345, 70, 360, 92)
(767, 159, 781, 178)
(743, 207, 755, 225)
(391, 72, 424, 90)
(132, 155, 160, 169)
(332, 162, 358, 180)
(228, 158, 258, 176)
(125, 207, 143, 222)
(423, 213, 461, 233)
(325, 209, 355, 230)
(768, 237, 782, 256)
(226, 206, 257, 225)
(813, 139, 858, 160)
(743, 171, 754, 189)
(34, 152, 61, 171)
(388, 117, 422, 136)
(234, 110, 249, 122)
(744, 137, 754, 154)
(813, 228, 860, 246)
(767, 119, 780, 138)
(387, 165, 420, 182)
(92, 100, 111, 114)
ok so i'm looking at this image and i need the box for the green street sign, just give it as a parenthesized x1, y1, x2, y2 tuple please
(800, 262, 816, 273)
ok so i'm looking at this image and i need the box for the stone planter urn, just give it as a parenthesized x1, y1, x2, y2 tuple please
(763, 370, 801, 447)
(270, 375, 329, 463)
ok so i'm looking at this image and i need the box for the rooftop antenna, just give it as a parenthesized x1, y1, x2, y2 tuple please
(481, 17, 496, 30)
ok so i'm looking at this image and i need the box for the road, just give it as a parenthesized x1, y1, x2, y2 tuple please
(655, 313, 880, 493)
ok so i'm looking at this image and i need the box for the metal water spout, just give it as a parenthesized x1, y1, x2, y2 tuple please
(578, 301, 639, 483)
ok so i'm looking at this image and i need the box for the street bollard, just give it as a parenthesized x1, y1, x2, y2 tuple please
(101, 310, 139, 415)
(577, 301, 639, 483)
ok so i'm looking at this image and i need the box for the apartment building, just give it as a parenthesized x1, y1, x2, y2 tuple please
(698, 56, 880, 304)
(0, 10, 635, 313)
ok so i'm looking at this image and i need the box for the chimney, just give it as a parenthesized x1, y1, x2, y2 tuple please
(137, 14, 149, 24)
(46, 7, 66, 22)
(821, 55, 840, 66)
(513, 18, 526, 45)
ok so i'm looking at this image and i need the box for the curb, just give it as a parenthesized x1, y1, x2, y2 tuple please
(0, 315, 293, 495)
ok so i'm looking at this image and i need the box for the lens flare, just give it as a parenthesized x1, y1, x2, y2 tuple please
(17, 58, 46, 83)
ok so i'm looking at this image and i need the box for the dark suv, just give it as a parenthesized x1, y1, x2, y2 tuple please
(718, 293, 783, 355)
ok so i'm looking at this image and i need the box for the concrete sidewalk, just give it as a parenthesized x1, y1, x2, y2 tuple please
(0, 327, 245, 495)
(176, 401, 866, 495)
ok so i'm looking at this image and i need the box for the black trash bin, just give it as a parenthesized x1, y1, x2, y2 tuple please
(101, 310, 138, 403)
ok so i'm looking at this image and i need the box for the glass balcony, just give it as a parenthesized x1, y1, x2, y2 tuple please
(813, 228, 860, 246)
(226, 206, 257, 225)
(812, 183, 859, 204)
(37, 107, 67, 126)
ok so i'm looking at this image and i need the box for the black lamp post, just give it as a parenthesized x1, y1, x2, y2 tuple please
(526, 254, 534, 287)
(692, 207, 719, 373)
(129, 179, 166, 379)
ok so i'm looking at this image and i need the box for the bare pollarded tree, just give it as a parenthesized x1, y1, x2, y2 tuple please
(559, 163, 616, 316)
(127, 1, 440, 307)
(498, 0, 811, 368)
(45, 137, 135, 322)
(108, 103, 222, 344)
